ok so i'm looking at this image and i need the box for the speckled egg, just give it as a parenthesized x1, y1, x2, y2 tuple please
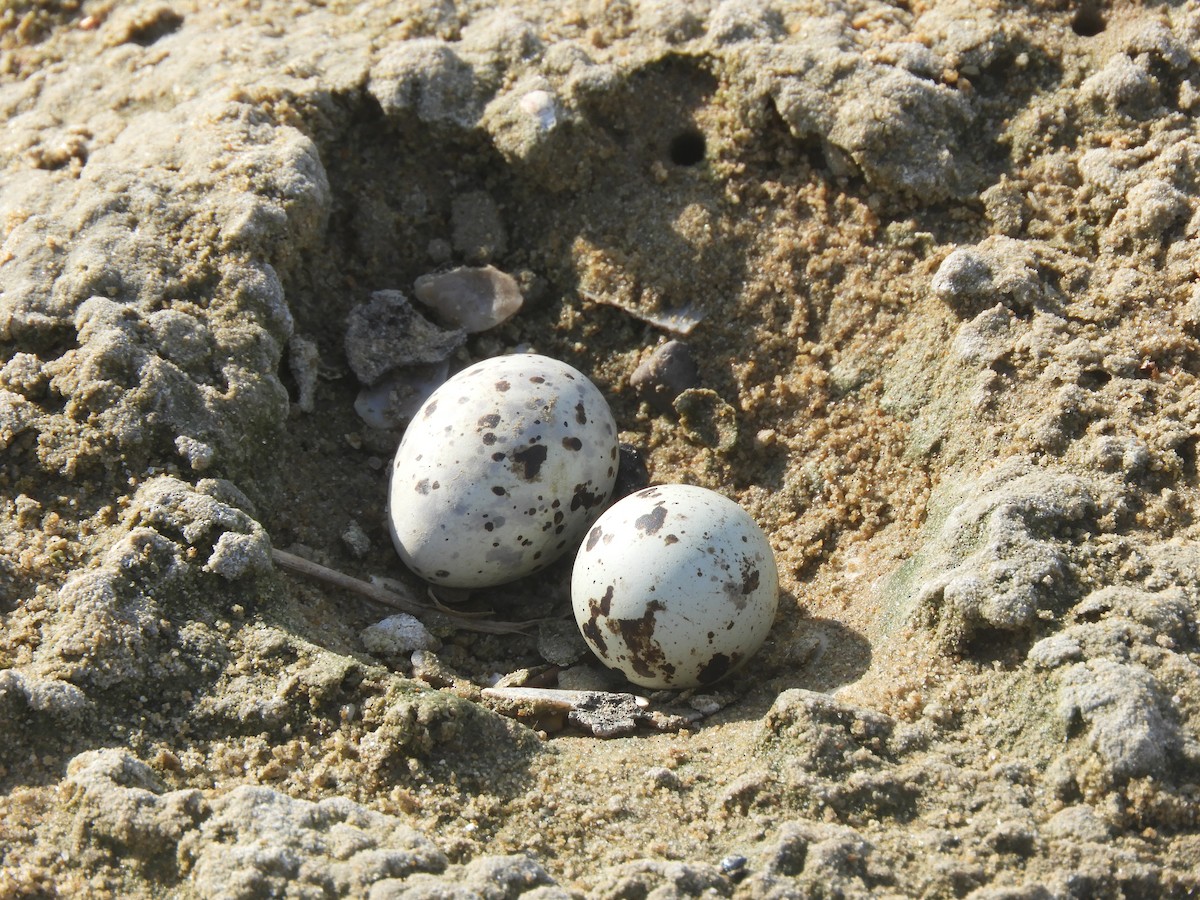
(571, 485, 779, 689)
(389, 354, 618, 588)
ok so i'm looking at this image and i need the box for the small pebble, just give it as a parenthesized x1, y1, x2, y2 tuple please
(719, 855, 748, 881)
(688, 694, 727, 717)
(645, 766, 681, 790)
(413, 266, 524, 333)
(630, 340, 700, 414)
(341, 520, 371, 558)
(361, 614, 438, 655)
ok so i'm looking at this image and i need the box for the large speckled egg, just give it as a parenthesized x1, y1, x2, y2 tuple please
(389, 354, 618, 588)
(571, 485, 779, 689)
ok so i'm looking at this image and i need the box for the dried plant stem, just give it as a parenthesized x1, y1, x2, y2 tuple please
(270, 548, 534, 634)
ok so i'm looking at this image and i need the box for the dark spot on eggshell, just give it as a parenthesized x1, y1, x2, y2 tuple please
(496, 380, 510, 392)
(586, 526, 603, 551)
(512, 443, 548, 479)
(483, 433, 497, 445)
(598, 585, 614, 616)
(492, 451, 505, 461)
(424, 400, 438, 417)
(697, 652, 736, 685)
(416, 479, 431, 495)
(723, 579, 749, 610)
(570, 482, 606, 512)
(562, 436, 583, 451)
(436, 569, 450, 578)
(530, 375, 545, 383)
(740, 559, 760, 595)
(582, 614, 607, 656)
(479, 413, 501, 428)
(635, 503, 667, 535)
(665, 534, 679, 545)
(491, 486, 506, 496)
(607, 600, 672, 681)
(575, 402, 587, 425)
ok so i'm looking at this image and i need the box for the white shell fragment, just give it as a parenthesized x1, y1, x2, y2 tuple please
(354, 361, 449, 430)
(571, 484, 779, 689)
(389, 354, 619, 588)
(518, 89, 558, 131)
(413, 266, 524, 333)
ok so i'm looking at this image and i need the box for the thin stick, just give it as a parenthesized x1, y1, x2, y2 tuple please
(271, 548, 534, 635)
(482, 686, 650, 710)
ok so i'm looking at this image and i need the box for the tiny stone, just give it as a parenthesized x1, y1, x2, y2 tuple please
(645, 766, 681, 790)
(630, 340, 701, 414)
(341, 519, 371, 558)
(413, 266, 524, 333)
(362, 614, 438, 655)
(688, 694, 727, 716)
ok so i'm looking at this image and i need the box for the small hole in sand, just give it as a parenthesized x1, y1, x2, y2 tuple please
(1071, 5, 1106, 37)
(668, 130, 706, 166)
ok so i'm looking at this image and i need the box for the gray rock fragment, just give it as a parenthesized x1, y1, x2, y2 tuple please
(768, 28, 977, 199)
(182, 786, 448, 898)
(362, 614, 438, 656)
(932, 237, 1047, 313)
(370, 854, 562, 900)
(0, 669, 92, 724)
(1057, 658, 1178, 779)
(909, 462, 1094, 651)
(1081, 54, 1159, 114)
(345, 291, 465, 386)
(64, 748, 204, 862)
(758, 689, 896, 775)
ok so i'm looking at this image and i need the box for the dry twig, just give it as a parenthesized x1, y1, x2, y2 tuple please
(271, 548, 535, 634)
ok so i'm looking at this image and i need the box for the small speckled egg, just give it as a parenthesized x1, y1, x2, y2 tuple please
(389, 354, 618, 588)
(571, 484, 779, 689)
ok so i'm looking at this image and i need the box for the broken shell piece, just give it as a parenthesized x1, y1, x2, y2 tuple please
(413, 265, 524, 333)
(519, 89, 558, 131)
(354, 361, 449, 430)
(345, 290, 464, 385)
(482, 686, 688, 737)
(580, 290, 705, 336)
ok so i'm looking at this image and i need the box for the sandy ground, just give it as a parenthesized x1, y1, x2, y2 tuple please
(2, 0, 1200, 896)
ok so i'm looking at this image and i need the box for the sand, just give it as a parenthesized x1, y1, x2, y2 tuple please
(2, 0, 1199, 896)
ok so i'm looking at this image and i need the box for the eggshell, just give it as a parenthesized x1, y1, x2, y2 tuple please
(389, 354, 618, 588)
(571, 484, 779, 689)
